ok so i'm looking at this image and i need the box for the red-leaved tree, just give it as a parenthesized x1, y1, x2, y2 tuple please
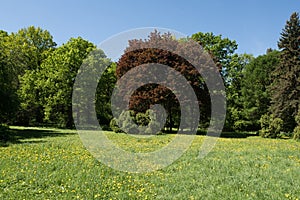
(115, 31, 214, 131)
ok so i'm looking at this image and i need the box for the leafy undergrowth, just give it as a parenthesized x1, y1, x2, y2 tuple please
(0, 127, 300, 199)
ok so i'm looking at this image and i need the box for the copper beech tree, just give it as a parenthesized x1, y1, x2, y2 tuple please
(115, 31, 218, 132)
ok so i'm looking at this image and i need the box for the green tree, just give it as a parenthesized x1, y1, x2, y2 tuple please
(240, 50, 279, 131)
(74, 48, 116, 127)
(10, 26, 56, 71)
(9, 26, 57, 125)
(19, 37, 94, 128)
(95, 62, 117, 126)
(190, 32, 238, 78)
(225, 53, 254, 131)
(191, 32, 241, 131)
(0, 30, 19, 123)
(270, 12, 300, 132)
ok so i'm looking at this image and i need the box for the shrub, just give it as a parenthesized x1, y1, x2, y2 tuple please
(110, 111, 139, 134)
(145, 109, 163, 134)
(293, 109, 300, 140)
(259, 114, 270, 137)
(293, 126, 300, 140)
(121, 115, 139, 134)
(135, 112, 150, 126)
(145, 120, 161, 134)
(118, 110, 139, 134)
(110, 109, 166, 134)
(259, 114, 283, 138)
(233, 120, 253, 132)
(109, 118, 123, 133)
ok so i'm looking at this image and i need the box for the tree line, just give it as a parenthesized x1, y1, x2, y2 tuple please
(0, 12, 299, 139)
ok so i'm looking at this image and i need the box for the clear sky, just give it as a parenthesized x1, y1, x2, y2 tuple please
(1, 0, 299, 56)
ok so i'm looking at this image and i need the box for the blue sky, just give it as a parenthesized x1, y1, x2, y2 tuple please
(1, 0, 299, 56)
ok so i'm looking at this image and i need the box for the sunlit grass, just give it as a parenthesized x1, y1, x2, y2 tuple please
(0, 126, 300, 199)
(105, 131, 177, 153)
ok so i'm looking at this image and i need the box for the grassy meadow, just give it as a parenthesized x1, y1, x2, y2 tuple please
(0, 126, 300, 199)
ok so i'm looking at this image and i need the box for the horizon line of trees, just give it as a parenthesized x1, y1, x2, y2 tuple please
(0, 12, 299, 139)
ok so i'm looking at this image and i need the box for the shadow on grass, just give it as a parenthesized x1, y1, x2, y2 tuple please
(0, 127, 76, 147)
(196, 129, 258, 138)
(160, 129, 258, 138)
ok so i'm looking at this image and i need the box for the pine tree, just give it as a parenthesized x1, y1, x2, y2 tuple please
(270, 12, 300, 132)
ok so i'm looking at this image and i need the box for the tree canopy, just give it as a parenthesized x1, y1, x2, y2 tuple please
(240, 50, 279, 131)
(18, 37, 95, 127)
(116, 31, 209, 131)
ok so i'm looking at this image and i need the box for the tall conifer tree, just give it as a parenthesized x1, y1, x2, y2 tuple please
(270, 12, 300, 131)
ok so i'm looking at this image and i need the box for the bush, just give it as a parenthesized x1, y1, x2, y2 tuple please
(259, 114, 283, 138)
(145, 109, 162, 134)
(121, 116, 139, 134)
(145, 121, 161, 134)
(109, 109, 165, 135)
(118, 110, 139, 134)
(293, 126, 300, 140)
(110, 111, 139, 134)
(109, 118, 123, 133)
(135, 112, 150, 126)
(233, 120, 253, 132)
(259, 114, 270, 137)
(293, 109, 300, 140)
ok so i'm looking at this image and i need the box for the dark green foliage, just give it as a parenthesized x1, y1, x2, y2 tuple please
(224, 54, 253, 131)
(192, 33, 251, 132)
(259, 114, 283, 138)
(191, 32, 240, 132)
(240, 50, 279, 130)
(96, 63, 117, 125)
(0, 124, 10, 146)
(0, 31, 19, 124)
(109, 118, 123, 133)
(135, 112, 150, 126)
(72, 49, 115, 130)
(293, 126, 300, 140)
(293, 109, 300, 140)
(270, 12, 300, 132)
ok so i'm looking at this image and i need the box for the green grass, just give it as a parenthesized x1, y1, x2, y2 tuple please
(0, 126, 300, 199)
